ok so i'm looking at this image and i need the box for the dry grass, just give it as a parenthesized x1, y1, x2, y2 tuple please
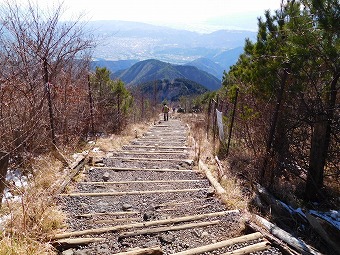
(0, 235, 55, 255)
(0, 153, 68, 254)
(94, 122, 151, 152)
(219, 174, 249, 210)
(182, 113, 250, 212)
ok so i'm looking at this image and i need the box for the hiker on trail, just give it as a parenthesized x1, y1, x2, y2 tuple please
(162, 103, 169, 121)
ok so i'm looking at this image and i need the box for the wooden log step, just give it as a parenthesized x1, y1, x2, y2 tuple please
(53, 237, 106, 247)
(145, 133, 186, 136)
(112, 246, 163, 255)
(53, 210, 239, 239)
(109, 150, 188, 155)
(171, 232, 263, 255)
(140, 137, 186, 141)
(89, 166, 194, 173)
(93, 217, 140, 224)
(79, 179, 205, 185)
(123, 145, 187, 149)
(140, 135, 186, 138)
(134, 140, 186, 144)
(130, 143, 186, 147)
(119, 220, 220, 238)
(60, 188, 209, 197)
(76, 211, 139, 218)
(220, 241, 271, 255)
(107, 157, 190, 162)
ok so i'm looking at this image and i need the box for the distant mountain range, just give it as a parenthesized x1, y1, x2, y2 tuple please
(88, 20, 254, 65)
(88, 20, 254, 99)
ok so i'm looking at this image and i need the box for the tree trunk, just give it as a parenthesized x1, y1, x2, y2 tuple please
(305, 115, 327, 200)
(305, 72, 339, 201)
(0, 151, 9, 208)
(88, 74, 95, 135)
(261, 70, 288, 184)
(43, 58, 56, 145)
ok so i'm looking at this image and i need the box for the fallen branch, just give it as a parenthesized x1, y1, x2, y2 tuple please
(215, 156, 224, 180)
(171, 232, 263, 255)
(119, 220, 220, 238)
(53, 210, 239, 239)
(199, 160, 226, 195)
(305, 212, 340, 254)
(255, 215, 322, 255)
(246, 221, 301, 255)
(55, 155, 86, 195)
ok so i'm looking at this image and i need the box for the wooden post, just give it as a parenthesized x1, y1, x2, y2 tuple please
(226, 88, 238, 156)
(212, 99, 217, 153)
(206, 99, 212, 139)
(0, 151, 9, 208)
(88, 74, 95, 135)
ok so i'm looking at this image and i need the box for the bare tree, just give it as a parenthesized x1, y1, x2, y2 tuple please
(0, 0, 95, 157)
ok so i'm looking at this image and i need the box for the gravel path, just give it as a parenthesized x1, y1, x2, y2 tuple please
(56, 119, 282, 255)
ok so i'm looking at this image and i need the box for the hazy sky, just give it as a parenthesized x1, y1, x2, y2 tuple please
(3, 0, 283, 31)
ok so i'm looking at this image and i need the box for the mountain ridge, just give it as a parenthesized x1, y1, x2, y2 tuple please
(113, 59, 221, 91)
(130, 78, 209, 102)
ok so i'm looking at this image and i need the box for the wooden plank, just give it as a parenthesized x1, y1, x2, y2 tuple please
(89, 166, 194, 173)
(109, 150, 188, 155)
(108, 157, 189, 162)
(119, 220, 220, 238)
(76, 211, 139, 218)
(220, 241, 270, 255)
(171, 232, 263, 255)
(60, 188, 209, 197)
(123, 145, 187, 149)
(79, 179, 205, 185)
(53, 210, 239, 239)
(53, 237, 105, 246)
(112, 247, 163, 255)
(93, 217, 139, 224)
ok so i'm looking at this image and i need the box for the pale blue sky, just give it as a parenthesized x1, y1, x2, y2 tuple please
(3, 0, 283, 31)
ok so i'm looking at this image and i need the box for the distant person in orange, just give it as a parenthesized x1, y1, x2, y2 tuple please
(162, 103, 169, 121)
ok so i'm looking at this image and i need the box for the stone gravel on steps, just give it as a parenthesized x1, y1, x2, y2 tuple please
(57, 119, 282, 255)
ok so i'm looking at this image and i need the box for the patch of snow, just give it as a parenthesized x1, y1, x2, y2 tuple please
(92, 147, 102, 153)
(6, 169, 28, 188)
(310, 210, 340, 230)
(0, 214, 11, 231)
